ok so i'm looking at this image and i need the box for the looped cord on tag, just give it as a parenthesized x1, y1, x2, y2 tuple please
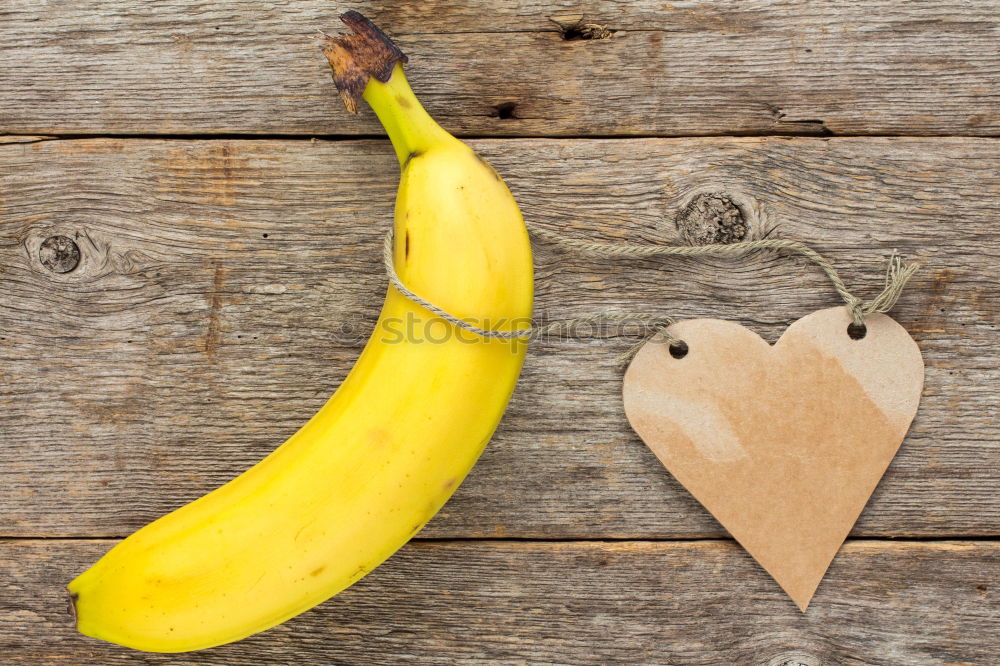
(382, 225, 919, 356)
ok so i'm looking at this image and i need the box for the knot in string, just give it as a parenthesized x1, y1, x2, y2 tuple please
(851, 252, 920, 325)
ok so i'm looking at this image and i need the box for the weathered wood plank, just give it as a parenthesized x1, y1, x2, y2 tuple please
(1, 137, 998, 538)
(1, 539, 997, 664)
(1, 1, 998, 136)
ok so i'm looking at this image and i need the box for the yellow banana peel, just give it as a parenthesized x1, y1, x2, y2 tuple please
(67, 12, 533, 652)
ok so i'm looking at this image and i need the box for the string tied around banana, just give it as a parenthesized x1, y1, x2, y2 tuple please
(382, 224, 920, 361)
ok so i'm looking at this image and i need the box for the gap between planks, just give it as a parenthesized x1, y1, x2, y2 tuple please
(3, 536, 999, 544)
(6, 133, 1000, 142)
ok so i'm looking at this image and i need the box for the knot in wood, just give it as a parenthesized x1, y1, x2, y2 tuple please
(39, 235, 80, 273)
(765, 652, 822, 666)
(676, 192, 748, 245)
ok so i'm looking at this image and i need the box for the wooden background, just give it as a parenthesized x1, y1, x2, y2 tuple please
(1, 1, 998, 663)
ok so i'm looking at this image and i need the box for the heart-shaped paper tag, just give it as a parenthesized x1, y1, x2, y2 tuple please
(623, 307, 923, 610)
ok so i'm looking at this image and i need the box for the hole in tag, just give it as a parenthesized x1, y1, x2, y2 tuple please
(847, 322, 867, 340)
(669, 341, 689, 359)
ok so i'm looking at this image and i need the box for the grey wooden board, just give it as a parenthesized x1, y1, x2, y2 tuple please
(1, 136, 998, 539)
(1, 539, 997, 664)
(1, 1, 998, 136)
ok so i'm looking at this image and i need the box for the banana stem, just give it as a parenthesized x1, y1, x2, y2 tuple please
(322, 11, 451, 168)
(362, 65, 451, 167)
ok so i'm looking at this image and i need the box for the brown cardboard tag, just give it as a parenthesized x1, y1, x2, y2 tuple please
(622, 307, 924, 610)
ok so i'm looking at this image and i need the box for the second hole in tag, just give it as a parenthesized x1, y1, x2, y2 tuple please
(847, 322, 868, 340)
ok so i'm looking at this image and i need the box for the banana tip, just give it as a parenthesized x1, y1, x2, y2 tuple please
(66, 587, 79, 627)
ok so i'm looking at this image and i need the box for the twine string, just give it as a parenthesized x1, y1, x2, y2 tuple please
(382, 226, 919, 349)
(526, 228, 918, 326)
(383, 229, 680, 345)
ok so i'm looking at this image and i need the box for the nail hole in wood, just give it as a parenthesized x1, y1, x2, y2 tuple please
(39, 235, 81, 273)
(491, 102, 518, 120)
(262, 233, 269, 238)
(551, 18, 615, 41)
(669, 341, 689, 359)
(847, 322, 867, 340)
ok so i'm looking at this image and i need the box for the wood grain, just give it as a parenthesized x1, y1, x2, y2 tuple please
(0, 1, 997, 136)
(1, 539, 997, 664)
(1, 136, 997, 539)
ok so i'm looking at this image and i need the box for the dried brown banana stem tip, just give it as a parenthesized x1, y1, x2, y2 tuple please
(321, 10, 408, 114)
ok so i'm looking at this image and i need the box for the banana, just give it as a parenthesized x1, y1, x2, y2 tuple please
(67, 12, 533, 653)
